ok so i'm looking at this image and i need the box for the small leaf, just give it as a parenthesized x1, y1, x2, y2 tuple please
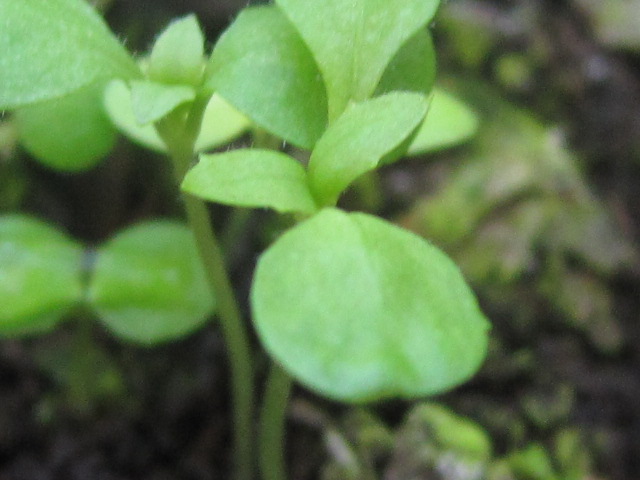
(408, 89, 479, 155)
(194, 95, 251, 152)
(0, 0, 140, 108)
(15, 82, 117, 171)
(89, 221, 215, 345)
(308, 93, 428, 206)
(183, 149, 317, 215)
(275, 0, 440, 119)
(206, 6, 327, 149)
(375, 29, 437, 97)
(104, 80, 249, 152)
(147, 14, 205, 86)
(251, 209, 490, 402)
(0, 215, 84, 337)
(130, 80, 196, 125)
(508, 444, 558, 480)
(409, 404, 493, 461)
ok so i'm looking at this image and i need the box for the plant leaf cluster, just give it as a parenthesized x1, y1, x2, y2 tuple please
(0, 3, 249, 171)
(0, 215, 214, 344)
(183, 0, 490, 402)
(1, 0, 489, 406)
(310, 402, 595, 480)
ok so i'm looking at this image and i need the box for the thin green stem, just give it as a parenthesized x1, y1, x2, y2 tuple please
(183, 195, 255, 480)
(260, 363, 293, 480)
(156, 96, 255, 480)
(248, 126, 296, 480)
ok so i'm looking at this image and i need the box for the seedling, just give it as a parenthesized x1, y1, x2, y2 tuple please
(0, 1, 489, 478)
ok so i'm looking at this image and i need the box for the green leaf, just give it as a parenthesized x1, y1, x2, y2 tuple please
(408, 88, 479, 155)
(0, 215, 84, 337)
(275, 0, 440, 120)
(89, 221, 215, 345)
(183, 149, 318, 215)
(410, 404, 493, 461)
(206, 6, 327, 149)
(103, 80, 249, 152)
(193, 95, 250, 152)
(375, 29, 437, 96)
(508, 445, 559, 480)
(308, 93, 428, 206)
(15, 82, 117, 171)
(0, 0, 140, 108)
(251, 209, 490, 402)
(130, 80, 196, 125)
(147, 14, 205, 86)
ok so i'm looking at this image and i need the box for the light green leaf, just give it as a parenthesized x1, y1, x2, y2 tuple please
(183, 149, 317, 215)
(275, 0, 440, 120)
(251, 209, 490, 402)
(308, 93, 428, 206)
(147, 14, 205, 86)
(206, 6, 327, 149)
(89, 221, 215, 345)
(0, 0, 140, 108)
(193, 95, 250, 152)
(409, 404, 493, 461)
(130, 80, 196, 125)
(0, 215, 84, 337)
(15, 82, 117, 171)
(103, 80, 249, 152)
(408, 88, 479, 155)
(375, 29, 436, 96)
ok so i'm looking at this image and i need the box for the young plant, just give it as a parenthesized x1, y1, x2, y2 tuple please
(0, 0, 489, 478)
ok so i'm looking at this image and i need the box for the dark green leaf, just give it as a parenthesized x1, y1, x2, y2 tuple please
(375, 29, 437, 97)
(308, 93, 428, 206)
(251, 209, 490, 402)
(147, 14, 205, 86)
(0, 215, 84, 336)
(15, 82, 117, 171)
(206, 6, 327, 149)
(275, 0, 440, 119)
(183, 149, 318, 215)
(89, 221, 215, 345)
(0, 0, 140, 108)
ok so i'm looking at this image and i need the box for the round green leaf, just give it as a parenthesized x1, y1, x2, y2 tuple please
(251, 209, 490, 402)
(206, 6, 328, 149)
(408, 89, 479, 156)
(15, 82, 117, 171)
(0, 215, 84, 337)
(103, 80, 249, 153)
(0, 0, 140, 109)
(89, 221, 215, 345)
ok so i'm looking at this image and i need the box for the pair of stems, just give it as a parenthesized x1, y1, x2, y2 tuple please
(156, 96, 291, 480)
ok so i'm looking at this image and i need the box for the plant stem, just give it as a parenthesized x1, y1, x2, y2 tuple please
(183, 195, 255, 480)
(156, 96, 255, 480)
(260, 363, 293, 480)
